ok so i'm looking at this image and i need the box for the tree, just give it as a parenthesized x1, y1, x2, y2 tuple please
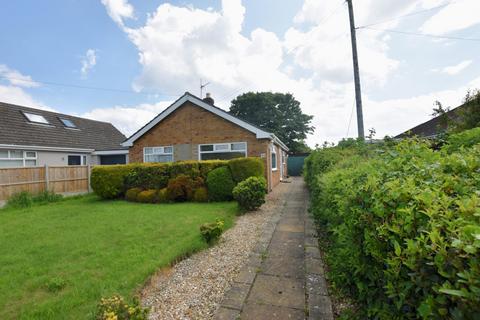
(230, 92, 314, 153)
(454, 89, 480, 132)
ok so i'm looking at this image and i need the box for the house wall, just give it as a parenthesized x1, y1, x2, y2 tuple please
(128, 101, 277, 187)
(36, 151, 93, 166)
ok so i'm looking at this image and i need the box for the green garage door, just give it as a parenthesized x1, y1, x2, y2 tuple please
(287, 154, 310, 176)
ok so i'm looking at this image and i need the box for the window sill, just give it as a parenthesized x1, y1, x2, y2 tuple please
(272, 168, 278, 171)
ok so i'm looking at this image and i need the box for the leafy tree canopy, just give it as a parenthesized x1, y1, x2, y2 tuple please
(229, 92, 314, 153)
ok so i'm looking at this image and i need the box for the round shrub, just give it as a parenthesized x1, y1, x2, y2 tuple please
(157, 188, 168, 203)
(232, 176, 267, 211)
(193, 187, 208, 202)
(206, 166, 236, 201)
(200, 219, 224, 244)
(125, 188, 142, 202)
(228, 157, 264, 183)
(136, 189, 157, 203)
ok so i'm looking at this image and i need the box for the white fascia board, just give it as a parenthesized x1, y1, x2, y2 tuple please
(0, 144, 94, 153)
(92, 150, 129, 155)
(270, 134, 289, 151)
(121, 93, 273, 146)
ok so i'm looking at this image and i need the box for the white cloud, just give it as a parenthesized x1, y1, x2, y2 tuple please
(98, 0, 479, 145)
(0, 64, 53, 110)
(80, 49, 97, 77)
(82, 101, 172, 136)
(101, 0, 134, 27)
(0, 64, 40, 87)
(420, 0, 480, 35)
(433, 59, 473, 75)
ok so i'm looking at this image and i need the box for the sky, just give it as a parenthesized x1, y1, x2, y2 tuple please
(1, 0, 479, 146)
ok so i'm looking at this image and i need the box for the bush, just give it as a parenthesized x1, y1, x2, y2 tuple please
(96, 295, 148, 320)
(166, 175, 204, 202)
(193, 187, 208, 202)
(206, 167, 236, 201)
(443, 127, 480, 153)
(228, 157, 264, 183)
(7, 191, 33, 208)
(232, 177, 267, 211)
(200, 219, 224, 244)
(125, 188, 142, 202)
(91, 165, 136, 199)
(199, 160, 228, 180)
(306, 140, 480, 319)
(157, 188, 169, 203)
(136, 189, 157, 203)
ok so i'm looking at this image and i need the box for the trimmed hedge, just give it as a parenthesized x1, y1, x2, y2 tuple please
(125, 188, 142, 202)
(305, 138, 480, 319)
(91, 157, 265, 202)
(137, 189, 157, 203)
(228, 157, 264, 183)
(91, 164, 138, 199)
(206, 167, 236, 201)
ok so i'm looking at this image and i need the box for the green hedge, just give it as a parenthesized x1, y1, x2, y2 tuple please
(443, 127, 480, 153)
(306, 139, 480, 319)
(91, 157, 264, 201)
(228, 157, 264, 183)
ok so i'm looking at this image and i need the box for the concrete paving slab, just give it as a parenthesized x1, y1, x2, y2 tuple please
(247, 274, 305, 309)
(241, 302, 305, 320)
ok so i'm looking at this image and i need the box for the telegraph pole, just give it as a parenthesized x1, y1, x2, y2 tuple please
(346, 0, 364, 139)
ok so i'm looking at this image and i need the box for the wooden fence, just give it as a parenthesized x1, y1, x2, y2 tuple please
(0, 165, 91, 201)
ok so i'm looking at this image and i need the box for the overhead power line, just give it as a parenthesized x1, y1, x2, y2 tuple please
(358, 26, 480, 42)
(0, 75, 180, 97)
(356, 1, 455, 29)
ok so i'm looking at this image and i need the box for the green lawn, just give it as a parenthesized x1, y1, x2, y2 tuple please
(0, 195, 238, 319)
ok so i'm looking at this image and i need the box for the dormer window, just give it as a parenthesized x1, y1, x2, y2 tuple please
(23, 112, 49, 124)
(60, 118, 76, 128)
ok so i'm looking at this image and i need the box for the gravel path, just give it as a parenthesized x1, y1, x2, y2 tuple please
(141, 184, 287, 320)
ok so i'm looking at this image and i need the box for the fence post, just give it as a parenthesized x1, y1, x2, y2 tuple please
(87, 164, 92, 193)
(45, 164, 49, 192)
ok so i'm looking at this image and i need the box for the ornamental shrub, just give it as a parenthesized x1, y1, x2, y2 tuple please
(91, 165, 137, 199)
(193, 187, 208, 202)
(200, 219, 224, 244)
(96, 295, 148, 320)
(136, 189, 157, 203)
(306, 139, 480, 319)
(228, 157, 264, 183)
(125, 188, 142, 202)
(166, 174, 204, 202)
(206, 166, 235, 201)
(157, 188, 169, 203)
(232, 176, 267, 211)
(199, 160, 228, 180)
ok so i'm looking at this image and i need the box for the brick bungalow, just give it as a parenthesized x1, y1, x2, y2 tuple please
(122, 92, 288, 191)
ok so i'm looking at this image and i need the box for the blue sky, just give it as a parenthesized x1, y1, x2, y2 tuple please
(1, 0, 479, 144)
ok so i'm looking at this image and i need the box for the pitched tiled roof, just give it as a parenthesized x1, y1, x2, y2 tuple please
(395, 104, 464, 138)
(0, 102, 127, 151)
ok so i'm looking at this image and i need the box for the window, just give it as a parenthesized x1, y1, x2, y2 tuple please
(271, 145, 277, 171)
(68, 155, 87, 166)
(144, 146, 173, 163)
(23, 112, 49, 124)
(199, 142, 247, 160)
(59, 118, 76, 128)
(0, 150, 37, 168)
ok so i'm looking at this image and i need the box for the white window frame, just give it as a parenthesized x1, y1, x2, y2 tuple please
(143, 146, 174, 163)
(198, 142, 247, 161)
(0, 150, 37, 167)
(67, 154, 87, 166)
(271, 145, 278, 171)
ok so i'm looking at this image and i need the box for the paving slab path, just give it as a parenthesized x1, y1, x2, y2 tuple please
(215, 177, 333, 320)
